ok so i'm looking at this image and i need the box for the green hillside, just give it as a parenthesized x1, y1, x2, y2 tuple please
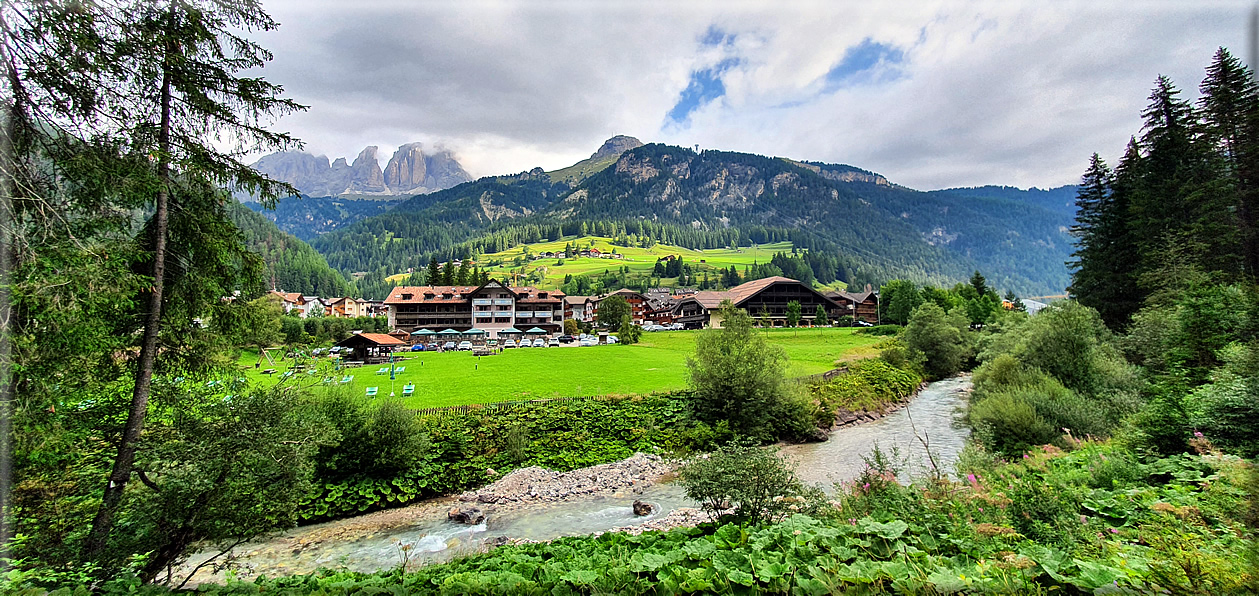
(388, 236, 834, 292)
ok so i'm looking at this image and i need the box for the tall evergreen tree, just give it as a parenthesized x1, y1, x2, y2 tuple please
(1131, 75, 1220, 279)
(75, 0, 303, 560)
(1198, 47, 1259, 276)
(441, 261, 455, 285)
(426, 256, 440, 285)
(456, 259, 472, 285)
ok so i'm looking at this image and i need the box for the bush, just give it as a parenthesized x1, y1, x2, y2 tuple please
(677, 442, 804, 525)
(969, 392, 1058, 456)
(313, 391, 427, 483)
(1013, 301, 1135, 397)
(687, 303, 788, 438)
(902, 303, 972, 379)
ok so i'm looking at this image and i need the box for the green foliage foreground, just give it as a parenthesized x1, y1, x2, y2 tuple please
(15, 441, 1252, 595)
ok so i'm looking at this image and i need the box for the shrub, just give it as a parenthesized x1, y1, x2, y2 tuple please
(678, 442, 804, 525)
(687, 303, 788, 438)
(969, 393, 1057, 456)
(313, 391, 427, 482)
(902, 303, 972, 379)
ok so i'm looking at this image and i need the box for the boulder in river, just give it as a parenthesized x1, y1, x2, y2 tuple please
(448, 506, 485, 525)
(807, 427, 829, 442)
(633, 500, 654, 516)
(484, 535, 509, 547)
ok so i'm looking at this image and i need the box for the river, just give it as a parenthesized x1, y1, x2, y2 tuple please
(176, 376, 971, 583)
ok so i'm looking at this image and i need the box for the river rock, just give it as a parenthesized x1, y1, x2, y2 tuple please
(448, 506, 485, 525)
(484, 535, 509, 547)
(633, 500, 653, 516)
(807, 427, 829, 442)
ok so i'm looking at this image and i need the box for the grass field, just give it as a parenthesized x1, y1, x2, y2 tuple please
(384, 236, 846, 291)
(233, 327, 882, 408)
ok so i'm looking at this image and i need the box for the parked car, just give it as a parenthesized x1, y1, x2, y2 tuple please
(410, 344, 425, 352)
(558, 334, 576, 343)
(457, 340, 473, 351)
(519, 339, 532, 348)
(532, 338, 546, 347)
(442, 341, 456, 350)
(548, 337, 560, 347)
(607, 336, 619, 344)
(503, 339, 518, 348)
(426, 342, 439, 351)
(579, 338, 596, 347)
(856, 320, 873, 327)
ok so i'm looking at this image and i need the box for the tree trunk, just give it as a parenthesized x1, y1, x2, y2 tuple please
(84, 52, 173, 561)
(0, 32, 18, 566)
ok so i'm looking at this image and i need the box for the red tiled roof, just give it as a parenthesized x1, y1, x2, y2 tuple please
(354, 333, 406, 345)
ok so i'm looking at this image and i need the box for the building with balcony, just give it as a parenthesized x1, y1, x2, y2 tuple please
(385, 280, 565, 339)
(670, 276, 846, 329)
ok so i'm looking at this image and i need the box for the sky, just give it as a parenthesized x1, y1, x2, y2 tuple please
(250, 1, 1251, 191)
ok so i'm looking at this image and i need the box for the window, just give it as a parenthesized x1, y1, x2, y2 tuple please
(401, 293, 413, 300)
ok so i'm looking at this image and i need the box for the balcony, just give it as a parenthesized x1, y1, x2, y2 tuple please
(474, 312, 492, 318)
(494, 299, 514, 306)
(495, 311, 514, 317)
(472, 299, 492, 306)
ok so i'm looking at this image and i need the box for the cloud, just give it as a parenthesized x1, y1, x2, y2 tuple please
(252, 1, 1250, 189)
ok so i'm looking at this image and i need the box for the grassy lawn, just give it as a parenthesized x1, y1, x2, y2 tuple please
(385, 236, 818, 291)
(233, 327, 882, 408)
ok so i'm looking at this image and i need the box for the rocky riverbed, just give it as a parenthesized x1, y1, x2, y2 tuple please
(458, 452, 672, 505)
(173, 453, 678, 584)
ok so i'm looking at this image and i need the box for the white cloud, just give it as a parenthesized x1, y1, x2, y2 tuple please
(253, 0, 1250, 189)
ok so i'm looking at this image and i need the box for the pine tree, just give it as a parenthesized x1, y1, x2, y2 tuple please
(456, 259, 472, 285)
(441, 261, 455, 285)
(74, 0, 303, 562)
(1198, 47, 1259, 276)
(968, 270, 988, 297)
(1132, 75, 1219, 278)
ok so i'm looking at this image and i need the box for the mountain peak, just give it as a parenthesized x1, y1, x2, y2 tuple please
(251, 143, 472, 197)
(590, 135, 643, 160)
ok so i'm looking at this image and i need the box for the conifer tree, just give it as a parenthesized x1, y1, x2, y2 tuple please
(1198, 48, 1259, 275)
(426, 256, 440, 285)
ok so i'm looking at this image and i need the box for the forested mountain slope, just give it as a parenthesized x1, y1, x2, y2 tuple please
(242, 196, 404, 241)
(226, 201, 356, 296)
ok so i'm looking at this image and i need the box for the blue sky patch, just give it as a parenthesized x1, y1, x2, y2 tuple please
(666, 57, 740, 126)
(700, 25, 735, 47)
(824, 38, 905, 90)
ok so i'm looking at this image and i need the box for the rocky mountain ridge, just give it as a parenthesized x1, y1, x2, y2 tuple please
(251, 143, 473, 197)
